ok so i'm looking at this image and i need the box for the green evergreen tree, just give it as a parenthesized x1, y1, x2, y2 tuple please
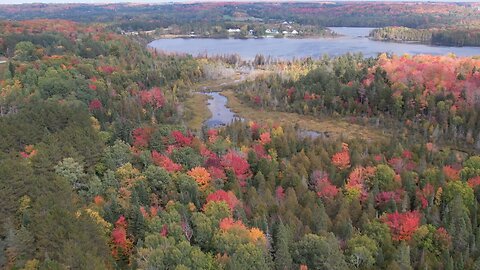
(274, 222, 293, 270)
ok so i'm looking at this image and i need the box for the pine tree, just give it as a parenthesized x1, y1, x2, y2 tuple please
(445, 196, 472, 255)
(274, 222, 293, 270)
(311, 202, 331, 233)
(333, 201, 353, 240)
(128, 205, 146, 242)
(253, 171, 266, 191)
(393, 242, 413, 270)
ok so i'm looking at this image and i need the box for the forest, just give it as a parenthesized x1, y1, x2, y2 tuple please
(236, 53, 480, 151)
(370, 27, 480, 47)
(1, 8, 480, 270)
(0, 2, 480, 43)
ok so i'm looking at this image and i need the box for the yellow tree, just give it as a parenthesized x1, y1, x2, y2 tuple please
(188, 167, 212, 191)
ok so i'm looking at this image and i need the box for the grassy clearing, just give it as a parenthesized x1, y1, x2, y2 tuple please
(184, 92, 211, 131)
(183, 69, 387, 141)
(183, 74, 250, 131)
(222, 90, 389, 142)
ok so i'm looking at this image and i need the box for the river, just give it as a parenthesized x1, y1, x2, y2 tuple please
(149, 27, 480, 60)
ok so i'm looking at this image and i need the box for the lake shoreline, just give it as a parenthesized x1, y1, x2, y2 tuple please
(369, 37, 480, 48)
(150, 33, 342, 40)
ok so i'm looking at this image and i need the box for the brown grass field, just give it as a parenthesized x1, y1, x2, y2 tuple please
(184, 92, 212, 131)
(222, 90, 389, 142)
(184, 73, 388, 142)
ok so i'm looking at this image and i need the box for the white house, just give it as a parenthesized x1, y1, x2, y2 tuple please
(227, 28, 241, 33)
(124, 31, 139, 36)
(292, 30, 299, 35)
(141, 30, 156, 35)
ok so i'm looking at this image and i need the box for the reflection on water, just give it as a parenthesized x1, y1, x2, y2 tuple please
(330, 27, 373, 37)
(204, 92, 243, 128)
(203, 92, 324, 139)
(149, 27, 480, 60)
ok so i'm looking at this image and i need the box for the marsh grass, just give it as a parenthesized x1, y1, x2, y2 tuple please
(184, 92, 212, 131)
(222, 90, 389, 142)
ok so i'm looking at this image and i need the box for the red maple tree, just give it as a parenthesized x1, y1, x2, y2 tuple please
(315, 176, 339, 199)
(382, 211, 421, 241)
(171, 130, 193, 147)
(132, 127, 153, 149)
(151, 150, 182, 173)
(331, 143, 351, 170)
(138, 87, 165, 109)
(110, 216, 133, 259)
(221, 150, 252, 185)
(89, 99, 102, 111)
(205, 189, 240, 211)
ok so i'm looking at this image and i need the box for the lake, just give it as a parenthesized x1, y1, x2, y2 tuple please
(149, 27, 480, 59)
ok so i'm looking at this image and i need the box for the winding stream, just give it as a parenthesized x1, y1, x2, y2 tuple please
(202, 92, 323, 138)
(204, 92, 243, 128)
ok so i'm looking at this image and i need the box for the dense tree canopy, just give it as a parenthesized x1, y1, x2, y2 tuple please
(1, 14, 480, 270)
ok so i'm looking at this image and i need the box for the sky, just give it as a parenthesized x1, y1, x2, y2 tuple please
(1, 0, 479, 4)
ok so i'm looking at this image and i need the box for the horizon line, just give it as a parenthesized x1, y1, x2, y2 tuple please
(1, 0, 479, 5)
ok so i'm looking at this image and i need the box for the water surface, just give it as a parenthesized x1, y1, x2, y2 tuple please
(149, 27, 480, 59)
(203, 92, 322, 138)
(204, 92, 242, 128)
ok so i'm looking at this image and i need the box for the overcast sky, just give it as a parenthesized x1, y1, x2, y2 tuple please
(1, 0, 479, 4)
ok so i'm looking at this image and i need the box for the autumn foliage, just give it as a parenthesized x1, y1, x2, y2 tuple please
(375, 54, 480, 106)
(207, 129, 219, 143)
(205, 189, 240, 211)
(132, 127, 154, 149)
(259, 132, 271, 145)
(138, 87, 165, 109)
(382, 211, 421, 241)
(443, 165, 460, 181)
(221, 150, 252, 185)
(171, 130, 193, 147)
(188, 166, 212, 191)
(20, 145, 37, 159)
(346, 166, 376, 196)
(218, 217, 266, 244)
(375, 190, 404, 206)
(111, 216, 133, 260)
(88, 99, 103, 111)
(151, 150, 182, 172)
(4, 13, 480, 269)
(207, 166, 227, 181)
(468, 176, 480, 189)
(331, 143, 351, 170)
(313, 174, 339, 199)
